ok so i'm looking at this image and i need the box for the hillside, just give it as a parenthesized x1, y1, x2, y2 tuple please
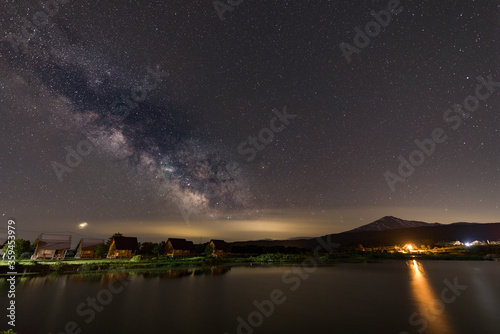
(346, 216, 438, 233)
(230, 217, 500, 250)
(319, 222, 500, 248)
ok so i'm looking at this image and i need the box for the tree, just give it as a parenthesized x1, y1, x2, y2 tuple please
(94, 243, 108, 258)
(2, 239, 31, 259)
(152, 243, 164, 256)
(421, 239, 435, 249)
(30, 240, 36, 253)
(195, 242, 208, 254)
(355, 244, 365, 253)
(204, 243, 214, 256)
(139, 242, 156, 255)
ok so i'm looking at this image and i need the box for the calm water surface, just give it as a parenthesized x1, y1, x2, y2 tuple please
(1, 260, 499, 334)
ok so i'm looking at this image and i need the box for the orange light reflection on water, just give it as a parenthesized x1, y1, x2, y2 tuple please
(407, 260, 455, 334)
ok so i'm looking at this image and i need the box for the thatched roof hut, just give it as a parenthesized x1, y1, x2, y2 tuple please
(75, 238, 104, 258)
(32, 234, 72, 260)
(107, 236, 138, 259)
(165, 238, 194, 257)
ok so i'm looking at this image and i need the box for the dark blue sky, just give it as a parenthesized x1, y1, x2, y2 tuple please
(0, 0, 498, 243)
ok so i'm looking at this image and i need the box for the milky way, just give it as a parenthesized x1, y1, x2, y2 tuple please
(0, 0, 498, 241)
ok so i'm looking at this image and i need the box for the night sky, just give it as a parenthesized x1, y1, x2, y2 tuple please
(1, 0, 499, 243)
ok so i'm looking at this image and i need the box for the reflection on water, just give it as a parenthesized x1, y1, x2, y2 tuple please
(151, 266, 231, 279)
(407, 260, 455, 334)
(191, 266, 231, 276)
(0, 263, 498, 334)
(0, 266, 232, 286)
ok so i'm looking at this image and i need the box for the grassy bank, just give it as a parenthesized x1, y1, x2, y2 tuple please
(0, 254, 311, 275)
(1, 251, 496, 276)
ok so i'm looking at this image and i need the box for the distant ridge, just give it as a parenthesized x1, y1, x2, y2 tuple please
(450, 222, 479, 225)
(346, 216, 439, 233)
(230, 216, 500, 249)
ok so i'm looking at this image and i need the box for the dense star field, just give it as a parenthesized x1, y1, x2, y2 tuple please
(0, 0, 498, 241)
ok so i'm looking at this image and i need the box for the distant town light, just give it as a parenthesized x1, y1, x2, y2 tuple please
(403, 244, 415, 253)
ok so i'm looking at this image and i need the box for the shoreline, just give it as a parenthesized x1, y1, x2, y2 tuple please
(1, 253, 497, 277)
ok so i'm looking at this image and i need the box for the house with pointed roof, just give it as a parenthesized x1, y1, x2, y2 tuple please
(107, 236, 138, 259)
(75, 238, 105, 259)
(165, 238, 194, 257)
(209, 239, 229, 257)
(32, 234, 72, 260)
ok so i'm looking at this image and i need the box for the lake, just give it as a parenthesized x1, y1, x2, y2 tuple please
(1, 260, 499, 334)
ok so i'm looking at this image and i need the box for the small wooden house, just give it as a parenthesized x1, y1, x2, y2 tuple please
(165, 238, 194, 257)
(32, 234, 72, 260)
(107, 236, 138, 259)
(210, 239, 229, 257)
(75, 238, 105, 259)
